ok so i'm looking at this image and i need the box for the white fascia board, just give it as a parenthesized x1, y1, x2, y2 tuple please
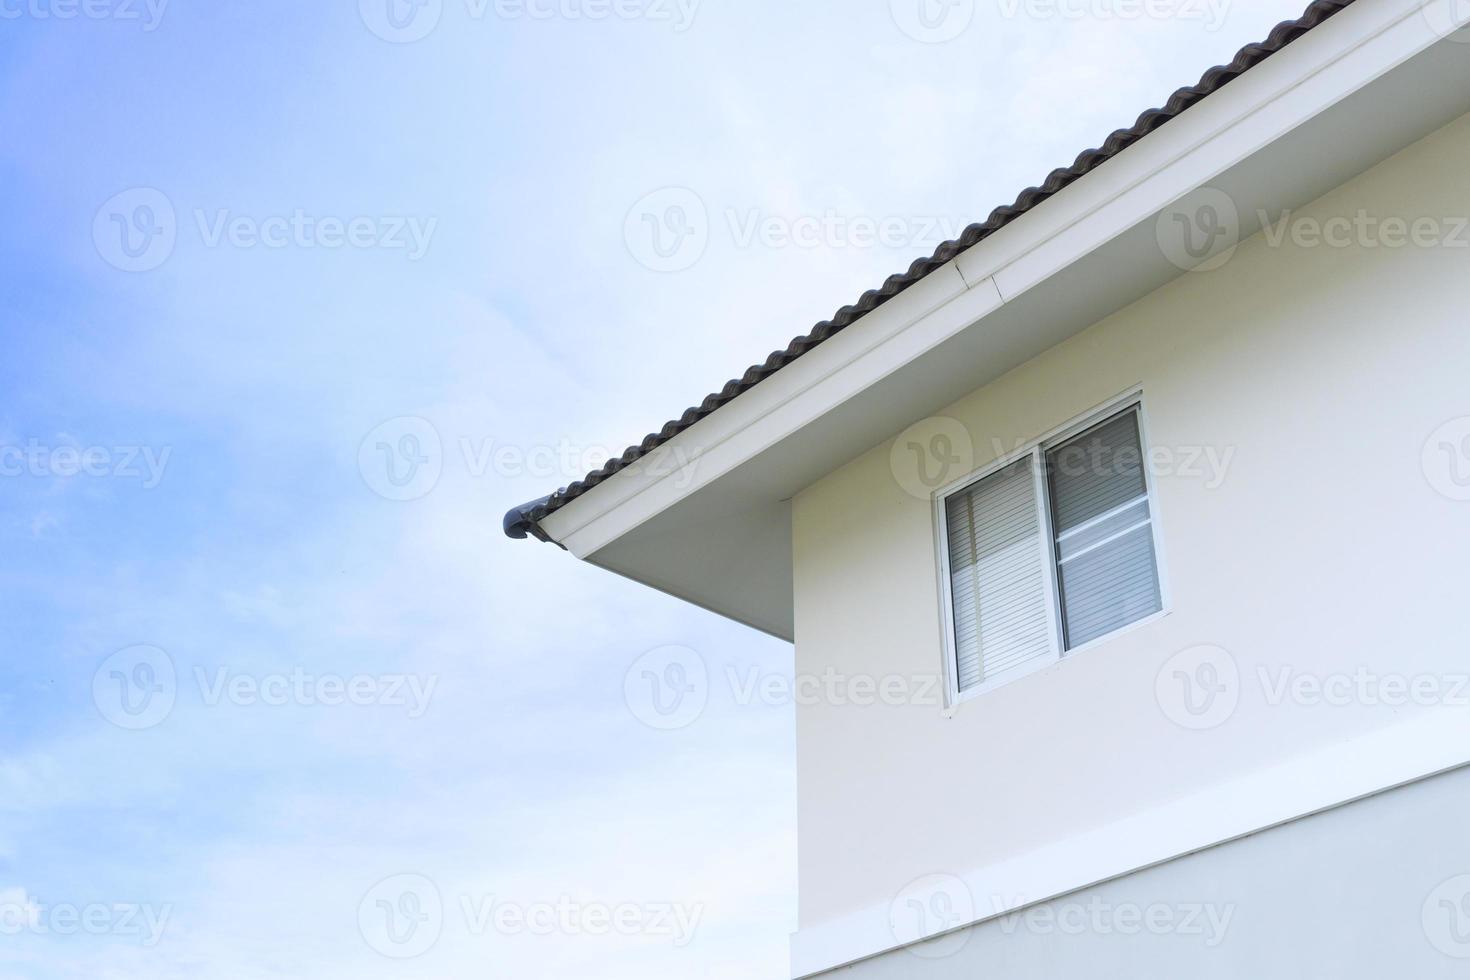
(992, 0, 1461, 300)
(543, 0, 1460, 562)
(956, 0, 1443, 295)
(788, 710, 1470, 978)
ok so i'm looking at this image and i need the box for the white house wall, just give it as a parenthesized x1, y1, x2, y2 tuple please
(815, 763, 1470, 978)
(790, 106, 1470, 967)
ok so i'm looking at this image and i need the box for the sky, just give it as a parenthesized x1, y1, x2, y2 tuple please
(0, 0, 1311, 976)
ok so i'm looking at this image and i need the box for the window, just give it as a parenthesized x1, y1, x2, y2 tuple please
(938, 400, 1164, 698)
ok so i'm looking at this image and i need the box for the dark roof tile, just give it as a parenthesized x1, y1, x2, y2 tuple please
(506, 0, 1355, 539)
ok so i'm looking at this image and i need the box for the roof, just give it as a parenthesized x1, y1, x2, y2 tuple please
(505, 0, 1355, 541)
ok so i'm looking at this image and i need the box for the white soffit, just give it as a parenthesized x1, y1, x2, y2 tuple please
(546, 0, 1470, 640)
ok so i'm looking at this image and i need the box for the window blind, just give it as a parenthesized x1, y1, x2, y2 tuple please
(944, 457, 1054, 692)
(1045, 408, 1162, 649)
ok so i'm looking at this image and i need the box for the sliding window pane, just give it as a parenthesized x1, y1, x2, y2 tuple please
(1046, 408, 1162, 649)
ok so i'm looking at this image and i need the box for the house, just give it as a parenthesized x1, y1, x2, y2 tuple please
(504, 0, 1470, 974)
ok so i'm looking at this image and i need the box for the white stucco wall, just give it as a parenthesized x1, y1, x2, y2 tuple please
(821, 764, 1470, 978)
(790, 107, 1470, 940)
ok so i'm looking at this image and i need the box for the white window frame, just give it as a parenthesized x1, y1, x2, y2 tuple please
(933, 390, 1171, 707)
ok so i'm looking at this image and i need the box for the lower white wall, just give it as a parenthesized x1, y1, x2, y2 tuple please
(814, 763, 1470, 978)
(789, 107, 1470, 964)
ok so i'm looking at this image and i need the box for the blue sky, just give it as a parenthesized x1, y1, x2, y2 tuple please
(0, 0, 1307, 975)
